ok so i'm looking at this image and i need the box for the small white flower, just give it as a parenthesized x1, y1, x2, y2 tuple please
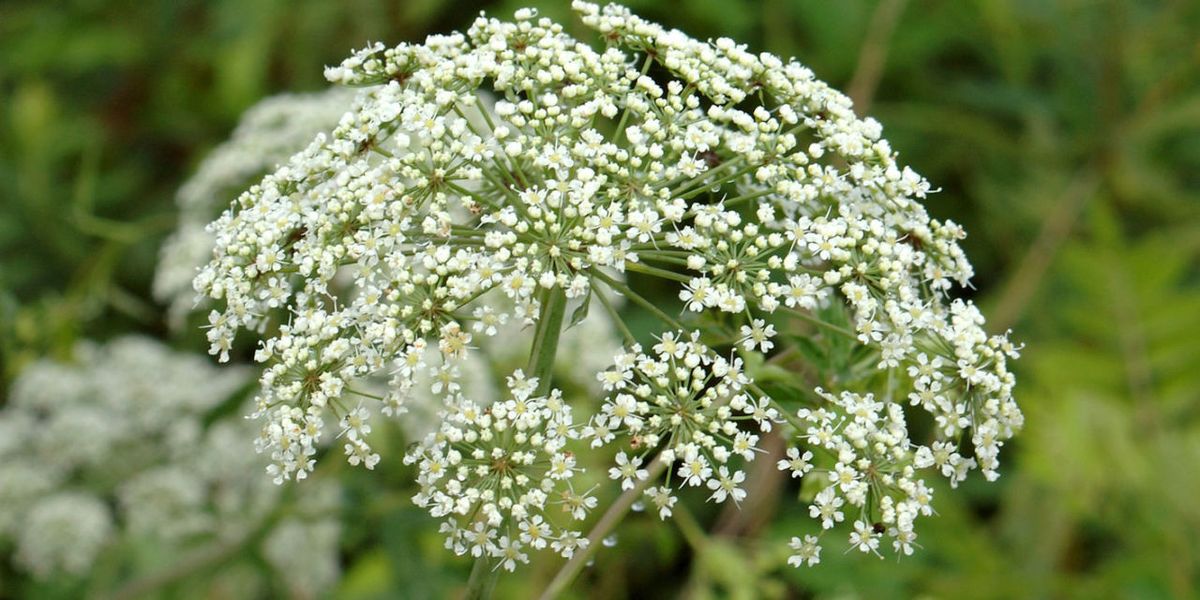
(609, 451, 648, 490)
(645, 486, 678, 520)
(551, 530, 589, 559)
(810, 487, 845, 530)
(705, 466, 746, 504)
(777, 447, 814, 478)
(848, 520, 882, 556)
(493, 536, 528, 572)
(679, 453, 712, 487)
(738, 319, 776, 352)
(787, 535, 821, 567)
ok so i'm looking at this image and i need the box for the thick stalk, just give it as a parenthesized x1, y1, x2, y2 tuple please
(463, 555, 499, 600)
(527, 286, 569, 395)
(464, 285, 568, 599)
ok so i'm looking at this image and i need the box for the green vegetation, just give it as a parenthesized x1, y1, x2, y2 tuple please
(1, 0, 1197, 597)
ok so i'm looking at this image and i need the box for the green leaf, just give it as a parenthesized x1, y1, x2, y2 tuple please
(567, 289, 591, 330)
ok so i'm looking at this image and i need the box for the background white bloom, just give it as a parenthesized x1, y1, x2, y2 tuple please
(0, 337, 343, 596)
(16, 493, 113, 579)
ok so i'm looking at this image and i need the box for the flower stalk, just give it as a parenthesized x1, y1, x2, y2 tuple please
(528, 287, 569, 396)
(464, 555, 499, 600)
(538, 457, 667, 600)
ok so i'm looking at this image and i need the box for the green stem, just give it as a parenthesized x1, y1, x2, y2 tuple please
(781, 306, 857, 339)
(594, 285, 636, 345)
(611, 54, 655, 145)
(464, 556, 498, 600)
(528, 286, 569, 396)
(624, 260, 694, 283)
(722, 188, 773, 208)
(671, 502, 709, 550)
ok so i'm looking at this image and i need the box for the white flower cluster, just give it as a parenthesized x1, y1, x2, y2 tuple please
(14, 493, 112, 579)
(191, 0, 1021, 569)
(779, 301, 1021, 564)
(405, 372, 592, 571)
(780, 389, 937, 564)
(590, 331, 777, 516)
(574, 1, 1023, 562)
(0, 338, 341, 593)
(155, 88, 354, 324)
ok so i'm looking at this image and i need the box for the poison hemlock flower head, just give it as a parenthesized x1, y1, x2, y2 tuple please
(191, 0, 1022, 572)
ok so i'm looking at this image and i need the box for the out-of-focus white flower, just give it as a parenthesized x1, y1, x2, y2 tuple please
(0, 337, 343, 595)
(261, 518, 342, 597)
(15, 493, 112, 579)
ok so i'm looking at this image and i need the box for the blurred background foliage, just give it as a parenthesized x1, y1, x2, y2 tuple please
(2, 0, 1198, 598)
